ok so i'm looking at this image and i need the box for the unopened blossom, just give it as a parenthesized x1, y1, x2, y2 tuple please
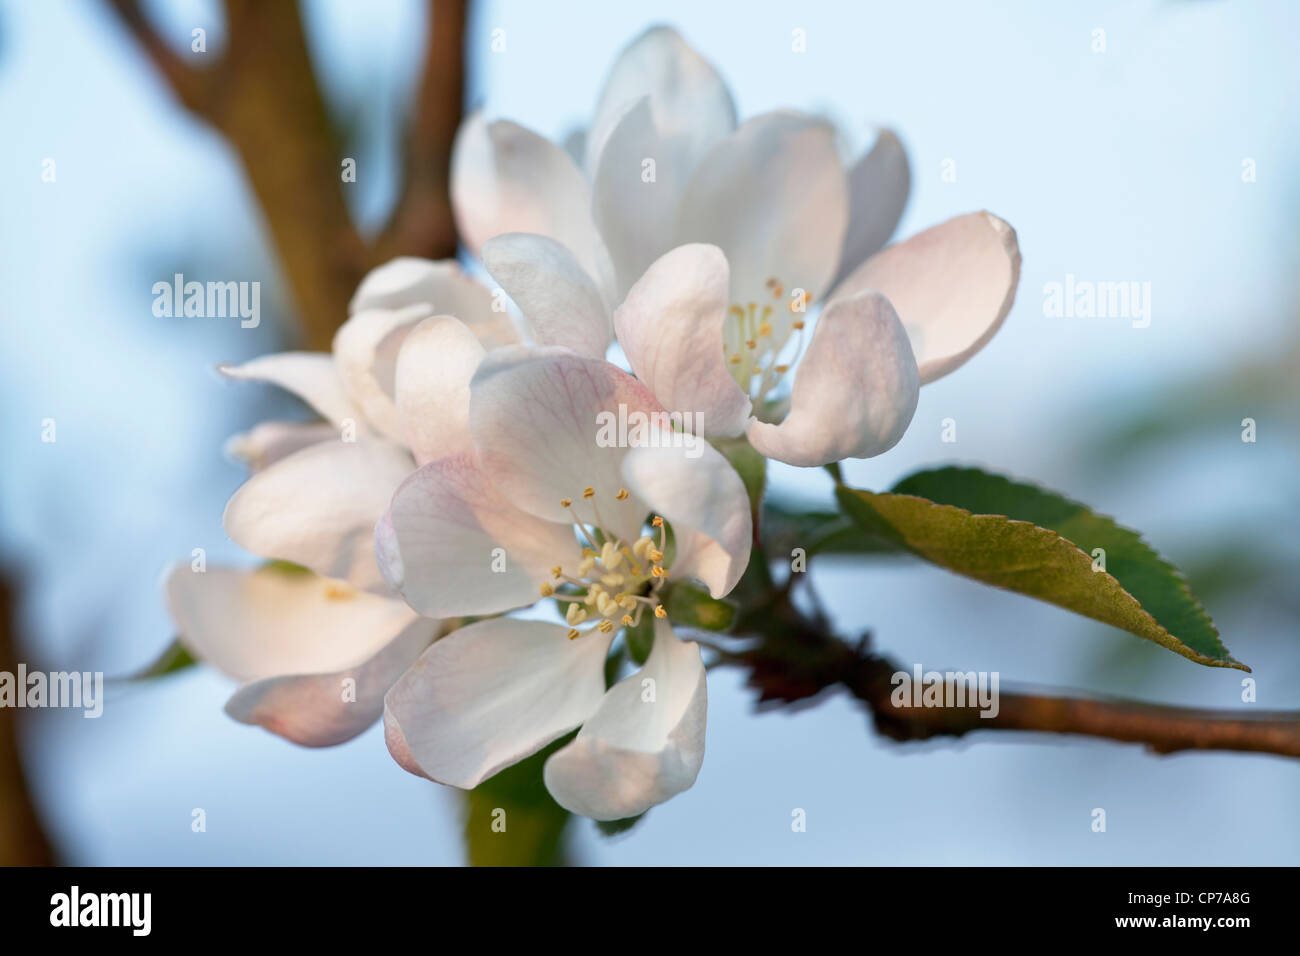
(376, 345, 752, 819)
(164, 257, 512, 745)
(450, 25, 1020, 466)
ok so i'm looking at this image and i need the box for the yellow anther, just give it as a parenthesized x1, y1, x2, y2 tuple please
(566, 604, 588, 626)
(600, 572, 626, 588)
(728, 354, 742, 366)
(647, 547, 663, 563)
(597, 619, 615, 633)
(600, 541, 623, 571)
(567, 628, 581, 640)
(633, 535, 653, 559)
(621, 614, 634, 626)
(582, 486, 595, 499)
(323, 582, 356, 600)
(745, 339, 757, 350)
(596, 592, 618, 618)
(577, 554, 596, 576)
(654, 604, 667, 619)
(792, 320, 806, 330)
(758, 322, 773, 338)
(539, 581, 554, 597)
(772, 283, 784, 298)
(615, 488, 630, 501)
(652, 516, 664, 528)
(775, 364, 790, 373)
(560, 497, 572, 508)
(650, 565, 667, 579)
(550, 565, 563, 579)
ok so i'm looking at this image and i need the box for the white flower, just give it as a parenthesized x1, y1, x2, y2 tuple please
(164, 258, 512, 745)
(450, 25, 1021, 467)
(376, 345, 752, 819)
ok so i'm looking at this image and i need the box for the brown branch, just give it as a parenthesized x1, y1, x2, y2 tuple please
(0, 572, 56, 865)
(729, 574, 1300, 760)
(107, 0, 468, 351)
(374, 0, 467, 262)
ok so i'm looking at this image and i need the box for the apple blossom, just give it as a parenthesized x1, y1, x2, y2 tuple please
(164, 257, 512, 745)
(377, 345, 752, 819)
(450, 25, 1021, 468)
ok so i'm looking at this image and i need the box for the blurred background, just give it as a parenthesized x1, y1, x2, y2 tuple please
(1, 0, 1297, 864)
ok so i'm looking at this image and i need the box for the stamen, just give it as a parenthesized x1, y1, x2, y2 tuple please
(565, 604, 588, 625)
(539, 582, 554, 597)
(560, 497, 572, 508)
(582, 486, 595, 499)
(567, 628, 581, 640)
(597, 619, 615, 633)
(615, 488, 629, 501)
(654, 604, 667, 619)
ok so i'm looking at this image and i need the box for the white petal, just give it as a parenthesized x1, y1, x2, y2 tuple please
(348, 257, 518, 348)
(675, 110, 849, 309)
(828, 211, 1021, 384)
(584, 25, 736, 178)
(218, 353, 356, 430)
(223, 438, 414, 591)
(613, 243, 751, 437)
(747, 291, 919, 467)
(224, 614, 440, 748)
(468, 347, 660, 543)
(543, 620, 706, 820)
(165, 563, 418, 681)
(451, 113, 616, 300)
(331, 304, 431, 441)
(831, 128, 910, 287)
(482, 233, 611, 358)
(394, 316, 486, 465)
(621, 434, 752, 599)
(378, 453, 579, 618)
(224, 420, 338, 473)
(383, 618, 613, 788)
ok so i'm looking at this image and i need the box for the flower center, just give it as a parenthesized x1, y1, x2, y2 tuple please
(538, 485, 670, 639)
(722, 276, 810, 402)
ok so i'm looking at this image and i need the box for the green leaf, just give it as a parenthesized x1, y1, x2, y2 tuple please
(464, 739, 572, 867)
(624, 613, 655, 666)
(131, 638, 198, 679)
(835, 466, 1244, 671)
(663, 581, 735, 632)
(711, 435, 766, 526)
(763, 497, 911, 559)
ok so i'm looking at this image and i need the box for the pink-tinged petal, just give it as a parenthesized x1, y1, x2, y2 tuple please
(223, 438, 414, 592)
(394, 316, 486, 465)
(349, 257, 518, 348)
(451, 113, 616, 300)
(164, 563, 418, 681)
(224, 614, 440, 748)
(621, 433, 752, 599)
(224, 420, 339, 473)
(543, 620, 706, 820)
(383, 618, 613, 788)
(332, 304, 431, 441)
(468, 347, 661, 543)
(218, 353, 357, 430)
(379, 453, 580, 618)
(831, 128, 911, 287)
(613, 243, 751, 437)
(828, 211, 1021, 384)
(482, 233, 611, 358)
(747, 291, 919, 467)
(584, 25, 735, 178)
(675, 110, 849, 310)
